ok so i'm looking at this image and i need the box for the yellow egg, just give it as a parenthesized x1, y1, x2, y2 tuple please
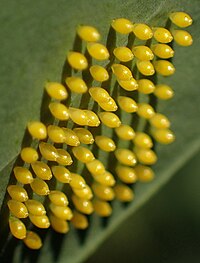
(134, 147, 157, 165)
(30, 178, 50, 196)
(137, 79, 155, 94)
(94, 170, 116, 186)
(27, 121, 47, 140)
(111, 18, 134, 34)
(154, 60, 175, 76)
(117, 77, 138, 91)
(9, 217, 26, 239)
(73, 128, 94, 144)
(31, 161, 52, 180)
(137, 103, 155, 119)
(72, 194, 93, 215)
(50, 214, 69, 234)
(115, 124, 135, 140)
(45, 82, 68, 100)
(154, 84, 174, 100)
(84, 110, 101, 126)
(135, 164, 154, 182)
(29, 214, 50, 229)
(89, 65, 109, 82)
(151, 44, 174, 59)
(117, 96, 138, 113)
(62, 128, 80, 146)
(86, 159, 106, 176)
(92, 183, 115, 201)
(133, 132, 153, 149)
(87, 43, 109, 60)
(89, 87, 110, 103)
(39, 142, 58, 161)
(51, 166, 72, 183)
(172, 30, 193, 46)
(169, 12, 193, 28)
(132, 46, 154, 60)
(72, 146, 95, 163)
(151, 128, 175, 144)
(153, 27, 173, 43)
(114, 184, 134, 202)
(98, 97, 118, 112)
(49, 102, 69, 120)
(113, 46, 134, 62)
(71, 210, 89, 229)
(48, 190, 69, 207)
(116, 165, 137, 184)
(47, 125, 66, 143)
(13, 167, 33, 184)
(133, 23, 153, 40)
(95, 135, 116, 152)
(93, 199, 112, 217)
(7, 200, 28, 218)
(114, 148, 137, 166)
(56, 148, 73, 166)
(67, 51, 88, 70)
(7, 185, 28, 202)
(20, 147, 39, 164)
(49, 203, 73, 220)
(111, 64, 133, 80)
(149, 113, 170, 129)
(98, 112, 121, 128)
(65, 76, 88, 93)
(23, 231, 42, 250)
(77, 25, 101, 42)
(136, 60, 155, 76)
(25, 199, 46, 216)
(68, 107, 89, 125)
(69, 173, 87, 189)
(73, 185, 93, 200)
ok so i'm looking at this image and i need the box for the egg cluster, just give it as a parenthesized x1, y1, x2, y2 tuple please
(6, 12, 193, 249)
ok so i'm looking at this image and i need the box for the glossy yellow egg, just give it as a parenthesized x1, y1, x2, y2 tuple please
(87, 43, 109, 60)
(116, 165, 137, 184)
(51, 166, 72, 183)
(72, 194, 93, 215)
(95, 135, 116, 152)
(111, 64, 133, 80)
(68, 107, 89, 125)
(169, 12, 193, 28)
(137, 79, 155, 94)
(92, 183, 115, 201)
(49, 102, 69, 120)
(30, 178, 50, 196)
(39, 142, 58, 161)
(115, 124, 135, 140)
(113, 46, 134, 62)
(7, 185, 28, 202)
(14, 167, 33, 184)
(133, 23, 153, 40)
(93, 199, 112, 217)
(134, 147, 157, 165)
(114, 148, 137, 166)
(73, 185, 93, 200)
(137, 103, 155, 119)
(111, 18, 134, 34)
(151, 128, 175, 144)
(154, 60, 175, 76)
(86, 159, 106, 176)
(84, 110, 101, 126)
(117, 96, 138, 113)
(132, 46, 154, 60)
(49, 203, 73, 220)
(65, 76, 88, 93)
(20, 147, 39, 164)
(154, 84, 174, 100)
(27, 121, 47, 140)
(67, 51, 88, 70)
(89, 87, 110, 103)
(25, 199, 46, 216)
(135, 164, 154, 182)
(71, 210, 89, 229)
(45, 82, 68, 100)
(9, 217, 26, 239)
(62, 128, 80, 146)
(151, 44, 174, 59)
(114, 184, 134, 202)
(48, 190, 69, 207)
(149, 113, 170, 129)
(72, 146, 95, 163)
(153, 27, 173, 43)
(23, 231, 42, 250)
(77, 25, 100, 42)
(73, 128, 94, 144)
(29, 214, 50, 229)
(172, 30, 193, 46)
(89, 65, 109, 82)
(133, 132, 153, 149)
(69, 173, 87, 189)
(98, 112, 121, 128)
(98, 97, 118, 112)
(94, 170, 116, 186)
(8, 200, 28, 218)
(31, 161, 52, 180)
(117, 77, 138, 91)
(56, 148, 73, 166)
(50, 214, 69, 234)
(136, 60, 155, 76)
(47, 125, 66, 143)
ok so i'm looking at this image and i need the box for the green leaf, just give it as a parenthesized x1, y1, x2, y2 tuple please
(0, 0, 200, 262)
